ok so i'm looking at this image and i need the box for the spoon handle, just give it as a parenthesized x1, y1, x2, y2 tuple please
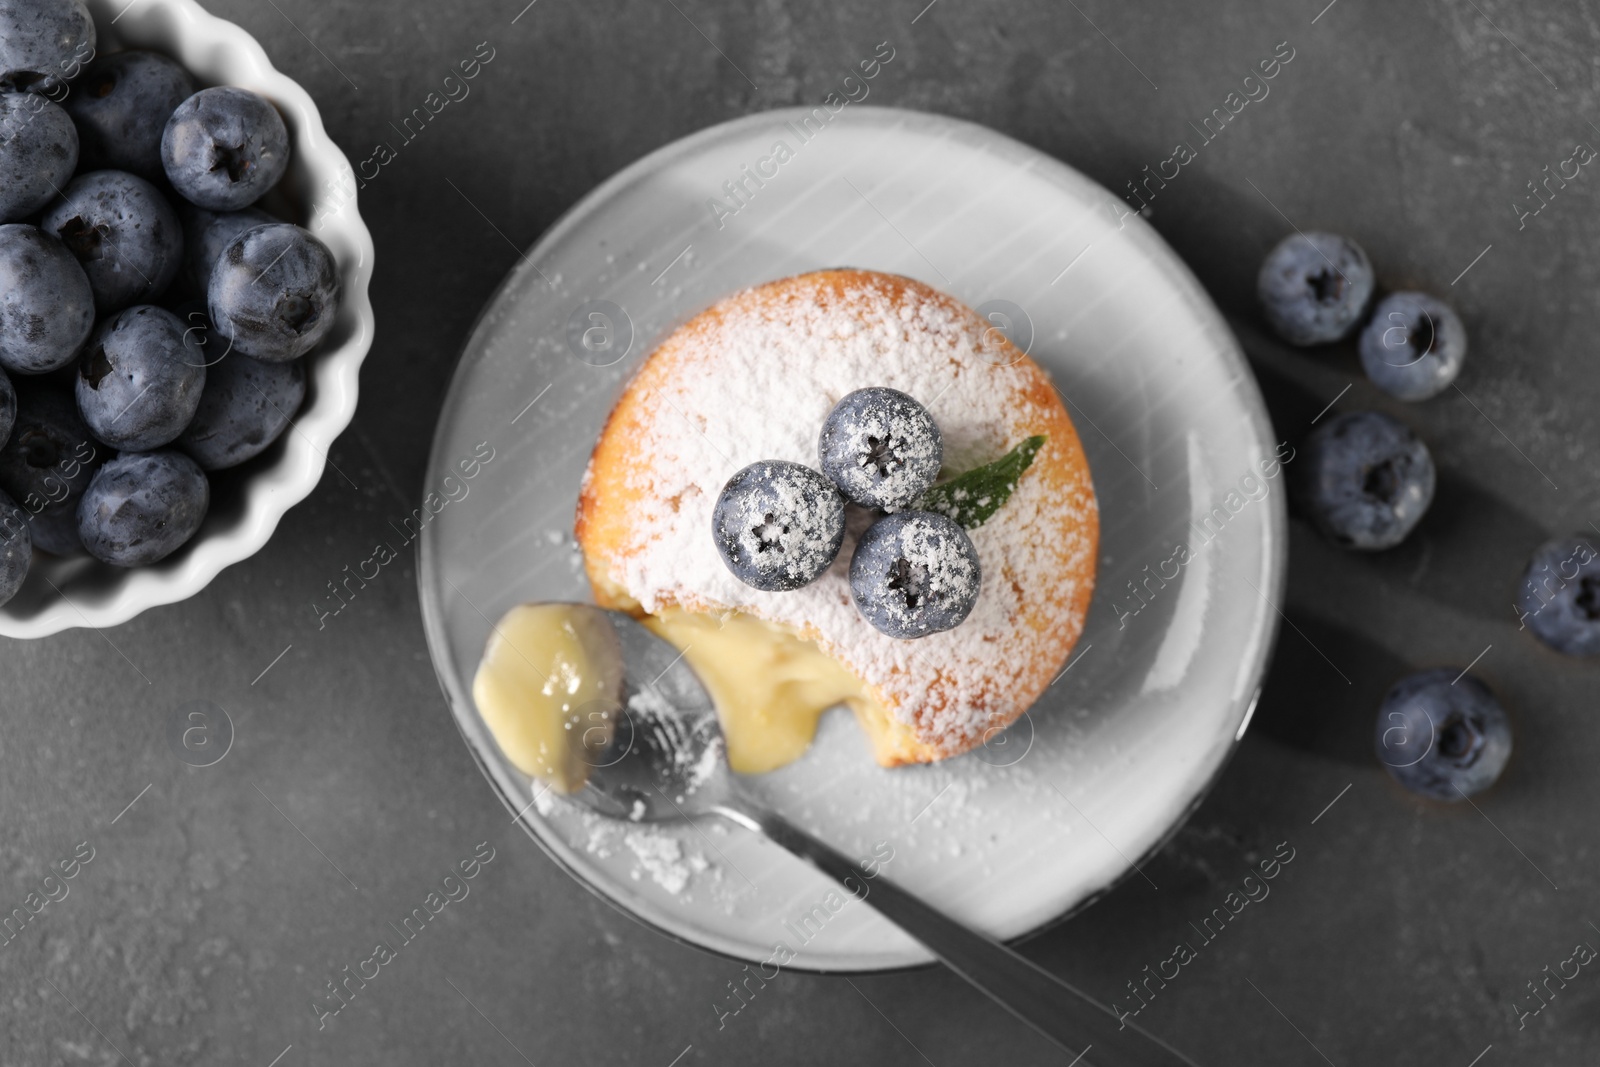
(715, 801, 1200, 1067)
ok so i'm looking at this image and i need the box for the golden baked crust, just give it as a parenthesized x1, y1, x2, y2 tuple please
(575, 269, 1098, 765)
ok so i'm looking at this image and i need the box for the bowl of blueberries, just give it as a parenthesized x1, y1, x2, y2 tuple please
(0, 0, 374, 637)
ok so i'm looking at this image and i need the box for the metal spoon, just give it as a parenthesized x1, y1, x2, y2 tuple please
(551, 605, 1200, 1067)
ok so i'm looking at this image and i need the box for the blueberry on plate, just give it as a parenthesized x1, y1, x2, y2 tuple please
(161, 86, 289, 211)
(208, 223, 341, 361)
(0, 224, 95, 374)
(1515, 535, 1600, 657)
(0, 0, 94, 94)
(78, 449, 209, 566)
(77, 306, 206, 450)
(65, 50, 196, 181)
(850, 511, 981, 639)
(1297, 411, 1434, 551)
(0, 487, 30, 606)
(0, 92, 78, 223)
(0, 380, 102, 514)
(818, 386, 943, 511)
(179, 350, 304, 469)
(40, 170, 183, 312)
(1257, 231, 1375, 346)
(1358, 292, 1466, 401)
(712, 460, 845, 591)
(1375, 668, 1511, 801)
(181, 204, 272, 293)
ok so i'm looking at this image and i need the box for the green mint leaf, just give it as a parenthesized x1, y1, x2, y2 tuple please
(915, 435, 1046, 529)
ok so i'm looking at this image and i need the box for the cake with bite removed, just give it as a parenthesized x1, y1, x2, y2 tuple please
(575, 269, 1098, 771)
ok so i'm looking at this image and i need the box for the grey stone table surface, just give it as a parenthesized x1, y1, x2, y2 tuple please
(5, 0, 1600, 1064)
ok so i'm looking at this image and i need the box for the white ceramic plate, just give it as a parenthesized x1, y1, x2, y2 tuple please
(419, 106, 1285, 971)
(0, 0, 374, 638)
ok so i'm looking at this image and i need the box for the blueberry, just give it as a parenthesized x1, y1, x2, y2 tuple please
(712, 460, 845, 591)
(0, 487, 30, 605)
(1358, 292, 1466, 401)
(77, 306, 206, 450)
(0, 366, 14, 445)
(1297, 411, 1434, 551)
(40, 170, 183, 312)
(818, 387, 943, 511)
(1515, 536, 1600, 657)
(1375, 668, 1511, 801)
(0, 223, 94, 373)
(849, 511, 981, 639)
(27, 496, 82, 555)
(164, 296, 228, 362)
(0, 92, 78, 222)
(1257, 232, 1375, 346)
(181, 204, 272, 293)
(65, 50, 196, 181)
(77, 449, 208, 566)
(161, 86, 289, 211)
(0, 0, 94, 95)
(0, 380, 101, 514)
(208, 222, 341, 361)
(179, 350, 304, 469)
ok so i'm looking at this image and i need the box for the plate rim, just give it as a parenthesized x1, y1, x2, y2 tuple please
(418, 103, 1287, 973)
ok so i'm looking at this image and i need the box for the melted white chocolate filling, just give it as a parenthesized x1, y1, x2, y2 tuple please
(471, 603, 624, 794)
(644, 608, 922, 773)
(474, 601, 926, 785)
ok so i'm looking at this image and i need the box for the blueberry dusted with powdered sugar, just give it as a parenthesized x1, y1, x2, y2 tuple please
(712, 460, 845, 591)
(850, 511, 980, 638)
(818, 386, 943, 511)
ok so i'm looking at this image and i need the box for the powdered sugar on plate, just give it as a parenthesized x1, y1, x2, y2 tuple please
(534, 785, 723, 899)
(624, 832, 708, 894)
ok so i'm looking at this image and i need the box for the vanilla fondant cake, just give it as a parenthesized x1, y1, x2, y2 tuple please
(575, 269, 1098, 771)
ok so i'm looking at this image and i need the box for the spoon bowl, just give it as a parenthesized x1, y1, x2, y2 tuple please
(564, 606, 732, 821)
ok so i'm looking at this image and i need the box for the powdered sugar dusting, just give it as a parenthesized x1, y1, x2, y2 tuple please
(534, 785, 723, 898)
(586, 271, 1098, 753)
(624, 832, 705, 894)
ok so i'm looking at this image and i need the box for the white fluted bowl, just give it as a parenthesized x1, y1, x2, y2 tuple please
(0, 0, 374, 638)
